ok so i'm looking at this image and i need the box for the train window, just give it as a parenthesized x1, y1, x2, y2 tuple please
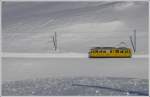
(106, 50, 109, 52)
(99, 50, 102, 53)
(120, 51, 123, 53)
(110, 50, 112, 53)
(116, 50, 119, 53)
(125, 51, 128, 53)
(103, 51, 106, 53)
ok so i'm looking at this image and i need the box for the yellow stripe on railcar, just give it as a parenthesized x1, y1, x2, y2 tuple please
(88, 47, 132, 58)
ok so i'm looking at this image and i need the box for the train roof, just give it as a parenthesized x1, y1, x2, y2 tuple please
(90, 47, 129, 50)
(117, 47, 129, 50)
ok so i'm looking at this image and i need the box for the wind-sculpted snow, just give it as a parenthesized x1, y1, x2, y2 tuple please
(2, 77, 148, 96)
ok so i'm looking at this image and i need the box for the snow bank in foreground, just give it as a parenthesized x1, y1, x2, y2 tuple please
(2, 77, 148, 96)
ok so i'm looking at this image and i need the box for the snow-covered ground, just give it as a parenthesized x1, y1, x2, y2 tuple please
(2, 57, 148, 81)
(2, 55, 148, 96)
(2, 77, 148, 96)
(2, 52, 149, 58)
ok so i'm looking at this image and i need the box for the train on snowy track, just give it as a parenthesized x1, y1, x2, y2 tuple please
(88, 47, 132, 58)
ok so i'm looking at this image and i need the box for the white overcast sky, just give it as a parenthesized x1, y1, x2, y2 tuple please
(2, 1, 149, 53)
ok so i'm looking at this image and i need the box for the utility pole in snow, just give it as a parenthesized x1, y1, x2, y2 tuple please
(52, 32, 57, 51)
(130, 30, 136, 53)
(134, 30, 136, 52)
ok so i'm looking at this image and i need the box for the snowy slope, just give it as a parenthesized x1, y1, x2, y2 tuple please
(2, 1, 148, 53)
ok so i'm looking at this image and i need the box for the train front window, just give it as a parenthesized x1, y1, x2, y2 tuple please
(125, 51, 128, 53)
(128, 50, 131, 53)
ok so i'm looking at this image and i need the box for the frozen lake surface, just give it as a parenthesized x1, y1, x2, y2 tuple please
(2, 77, 148, 96)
